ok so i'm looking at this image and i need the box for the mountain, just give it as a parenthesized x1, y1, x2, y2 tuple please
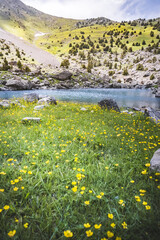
(0, 0, 79, 41)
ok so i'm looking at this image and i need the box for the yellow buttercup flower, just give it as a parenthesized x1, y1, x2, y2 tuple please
(108, 213, 113, 219)
(64, 230, 73, 238)
(94, 224, 102, 229)
(4, 205, 10, 210)
(107, 231, 114, 238)
(13, 187, 18, 191)
(86, 230, 93, 237)
(72, 186, 77, 192)
(0, 189, 4, 192)
(84, 201, 90, 205)
(8, 230, 16, 237)
(84, 223, 91, 228)
(122, 221, 127, 229)
(111, 223, 116, 228)
(24, 223, 29, 228)
(145, 205, 151, 210)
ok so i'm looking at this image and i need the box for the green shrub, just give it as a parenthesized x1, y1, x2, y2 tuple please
(60, 59, 70, 68)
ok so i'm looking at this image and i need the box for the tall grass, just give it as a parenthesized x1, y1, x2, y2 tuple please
(0, 101, 160, 239)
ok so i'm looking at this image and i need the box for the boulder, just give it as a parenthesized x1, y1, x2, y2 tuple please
(6, 79, 35, 90)
(37, 96, 57, 105)
(53, 71, 72, 81)
(23, 93, 39, 102)
(34, 105, 45, 110)
(144, 107, 160, 123)
(150, 149, 160, 172)
(155, 87, 160, 98)
(22, 117, 41, 123)
(98, 99, 120, 112)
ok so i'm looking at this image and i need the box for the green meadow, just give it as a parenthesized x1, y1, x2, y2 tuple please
(0, 101, 160, 239)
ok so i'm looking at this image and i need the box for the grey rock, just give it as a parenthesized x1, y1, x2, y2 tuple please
(23, 93, 39, 102)
(143, 72, 150, 77)
(150, 149, 160, 172)
(0, 101, 10, 108)
(6, 79, 34, 90)
(144, 107, 160, 123)
(22, 117, 41, 123)
(53, 71, 72, 81)
(98, 99, 120, 112)
(34, 105, 45, 110)
(37, 96, 57, 105)
(155, 87, 160, 98)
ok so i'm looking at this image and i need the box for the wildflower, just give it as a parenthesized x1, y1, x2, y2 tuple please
(76, 173, 82, 180)
(94, 224, 102, 229)
(28, 171, 32, 175)
(141, 170, 147, 175)
(155, 173, 160, 176)
(157, 185, 160, 189)
(100, 192, 104, 196)
(130, 180, 134, 183)
(145, 205, 151, 210)
(72, 182, 77, 185)
(84, 223, 91, 228)
(15, 218, 19, 223)
(89, 190, 93, 193)
(80, 191, 84, 195)
(64, 230, 73, 238)
(105, 167, 109, 170)
(84, 201, 90, 205)
(142, 201, 147, 205)
(72, 186, 77, 192)
(24, 223, 29, 228)
(96, 195, 102, 199)
(122, 222, 127, 229)
(0, 189, 4, 192)
(115, 164, 119, 167)
(101, 238, 107, 240)
(81, 186, 86, 190)
(0, 172, 6, 175)
(45, 160, 49, 164)
(145, 163, 150, 167)
(111, 223, 116, 228)
(21, 187, 24, 190)
(108, 213, 113, 219)
(13, 187, 18, 191)
(4, 205, 10, 210)
(0, 209, 3, 213)
(107, 231, 114, 238)
(135, 196, 141, 202)
(8, 230, 16, 237)
(116, 237, 122, 240)
(139, 189, 146, 193)
(86, 230, 93, 237)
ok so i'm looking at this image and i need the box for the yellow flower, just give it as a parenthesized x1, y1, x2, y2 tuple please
(28, 171, 32, 175)
(141, 170, 147, 175)
(145, 163, 150, 167)
(111, 223, 116, 228)
(142, 201, 147, 205)
(81, 186, 86, 190)
(0, 209, 3, 213)
(86, 230, 93, 237)
(89, 190, 93, 193)
(155, 173, 160, 176)
(84, 223, 91, 228)
(96, 195, 102, 199)
(116, 237, 122, 240)
(100, 192, 104, 196)
(72, 181, 77, 185)
(84, 201, 90, 205)
(0, 189, 4, 192)
(45, 160, 49, 164)
(64, 230, 73, 238)
(130, 180, 135, 183)
(80, 191, 84, 195)
(105, 167, 109, 170)
(8, 230, 16, 237)
(122, 222, 127, 229)
(145, 205, 151, 210)
(157, 185, 160, 189)
(139, 189, 146, 193)
(0, 172, 6, 175)
(101, 238, 107, 240)
(108, 213, 113, 219)
(24, 223, 29, 228)
(76, 173, 82, 180)
(107, 231, 114, 238)
(135, 196, 141, 202)
(15, 218, 19, 223)
(4, 205, 10, 210)
(115, 164, 119, 167)
(72, 186, 77, 192)
(94, 224, 102, 229)
(21, 186, 24, 190)
(13, 187, 18, 191)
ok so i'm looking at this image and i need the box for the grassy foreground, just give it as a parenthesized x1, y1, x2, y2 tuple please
(0, 101, 160, 240)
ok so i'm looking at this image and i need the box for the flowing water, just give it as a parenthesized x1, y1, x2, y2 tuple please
(0, 88, 160, 109)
